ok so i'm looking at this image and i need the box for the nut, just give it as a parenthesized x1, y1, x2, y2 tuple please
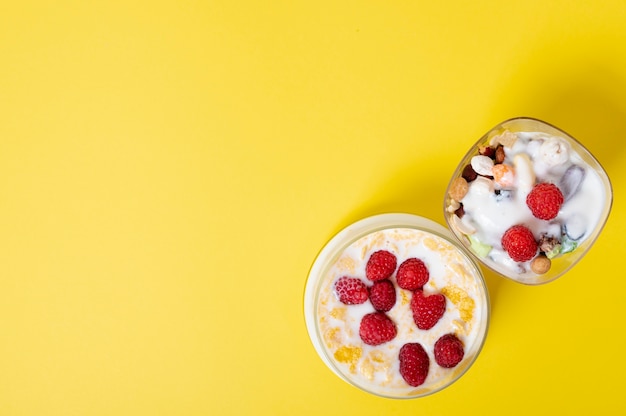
(538, 235, 560, 253)
(470, 176, 495, 195)
(446, 199, 461, 213)
(530, 255, 551, 274)
(471, 155, 494, 176)
(540, 137, 569, 166)
(449, 214, 476, 235)
(448, 177, 469, 201)
(490, 130, 518, 147)
(462, 164, 478, 182)
(492, 163, 515, 187)
(479, 145, 496, 159)
(454, 204, 465, 218)
(495, 145, 506, 164)
(513, 153, 535, 195)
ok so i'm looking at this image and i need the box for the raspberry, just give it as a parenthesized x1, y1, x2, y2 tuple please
(396, 258, 429, 290)
(399, 343, 430, 387)
(501, 225, 538, 262)
(359, 312, 397, 346)
(526, 182, 564, 220)
(368, 279, 396, 312)
(410, 290, 446, 330)
(434, 334, 465, 368)
(365, 250, 397, 281)
(333, 276, 368, 305)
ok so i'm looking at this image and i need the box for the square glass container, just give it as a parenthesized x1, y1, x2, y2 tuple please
(443, 117, 612, 285)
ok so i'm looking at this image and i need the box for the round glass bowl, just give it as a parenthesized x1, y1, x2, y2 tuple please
(444, 117, 613, 285)
(304, 213, 490, 399)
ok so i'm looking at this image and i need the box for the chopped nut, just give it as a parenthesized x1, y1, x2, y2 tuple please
(540, 137, 569, 166)
(470, 176, 495, 195)
(513, 153, 535, 195)
(446, 199, 461, 213)
(495, 145, 506, 164)
(462, 164, 478, 182)
(454, 204, 465, 218)
(448, 177, 469, 201)
(449, 213, 476, 235)
(479, 145, 496, 159)
(538, 235, 560, 253)
(530, 255, 551, 274)
(490, 130, 518, 147)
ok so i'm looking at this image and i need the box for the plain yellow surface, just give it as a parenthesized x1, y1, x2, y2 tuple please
(1, 1, 625, 415)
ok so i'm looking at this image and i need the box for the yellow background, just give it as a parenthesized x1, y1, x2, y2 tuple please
(1, 1, 625, 415)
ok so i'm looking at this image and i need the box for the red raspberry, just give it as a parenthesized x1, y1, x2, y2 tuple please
(365, 250, 397, 281)
(333, 276, 368, 305)
(368, 279, 396, 312)
(526, 183, 564, 220)
(410, 290, 446, 330)
(396, 258, 429, 290)
(359, 312, 397, 346)
(434, 333, 465, 368)
(501, 225, 538, 262)
(399, 343, 430, 387)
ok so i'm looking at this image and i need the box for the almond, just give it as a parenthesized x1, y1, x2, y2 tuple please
(470, 155, 494, 176)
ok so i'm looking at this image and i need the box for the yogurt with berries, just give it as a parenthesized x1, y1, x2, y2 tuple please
(445, 118, 612, 284)
(304, 214, 489, 398)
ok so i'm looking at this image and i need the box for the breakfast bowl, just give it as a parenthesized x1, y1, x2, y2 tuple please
(304, 213, 490, 398)
(443, 117, 612, 284)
